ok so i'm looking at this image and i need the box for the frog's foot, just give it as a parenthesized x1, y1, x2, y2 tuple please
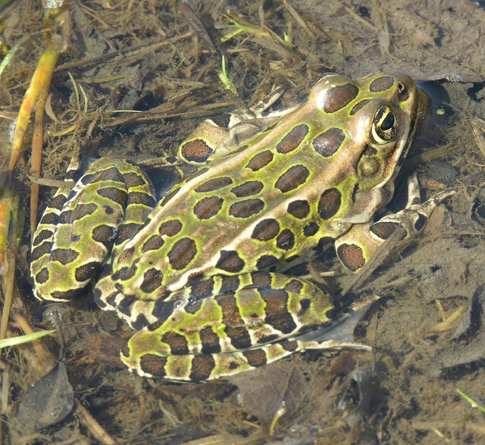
(335, 174, 455, 273)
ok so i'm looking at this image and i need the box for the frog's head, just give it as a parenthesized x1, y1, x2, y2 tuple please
(312, 72, 428, 189)
(306, 73, 430, 224)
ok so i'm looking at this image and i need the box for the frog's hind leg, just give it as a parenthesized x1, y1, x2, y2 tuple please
(133, 336, 372, 382)
(31, 158, 156, 302)
(119, 272, 335, 380)
(335, 174, 455, 273)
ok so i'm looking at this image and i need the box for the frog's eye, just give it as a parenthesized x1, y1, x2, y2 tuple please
(372, 105, 397, 143)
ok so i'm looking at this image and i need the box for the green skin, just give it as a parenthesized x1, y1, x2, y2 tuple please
(32, 73, 438, 381)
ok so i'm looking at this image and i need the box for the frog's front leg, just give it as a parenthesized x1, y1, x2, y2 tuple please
(335, 174, 455, 272)
(178, 87, 286, 164)
(120, 272, 335, 381)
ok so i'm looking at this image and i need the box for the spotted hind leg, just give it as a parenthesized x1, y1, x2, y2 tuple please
(135, 336, 372, 382)
(31, 158, 156, 302)
(335, 174, 455, 273)
(118, 272, 336, 380)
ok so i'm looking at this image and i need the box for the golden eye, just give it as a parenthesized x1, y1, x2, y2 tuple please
(372, 105, 397, 143)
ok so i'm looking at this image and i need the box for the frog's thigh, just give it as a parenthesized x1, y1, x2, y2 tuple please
(121, 272, 334, 380)
(32, 158, 155, 302)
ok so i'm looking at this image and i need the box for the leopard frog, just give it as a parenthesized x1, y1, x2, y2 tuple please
(31, 73, 438, 381)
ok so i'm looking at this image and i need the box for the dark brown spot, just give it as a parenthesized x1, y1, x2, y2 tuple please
(370, 221, 399, 239)
(363, 145, 377, 156)
(318, 188, 341, 220)
(200, 326, 222, 354)
(337, 243, 365, 272)
(188, 271, 204, 284)
(131, 314, 149, 330)
(276, 124, 309, 154)
(195, 176, 233, 193)
(75, 261, 100, 282)
(184, 299, 203, 315)
(193, 196, 223, 220)
(257, 255, 278, 269)
(275, 165, 309, 193)
(127, 192, 156, 208)
(350, 99, 371, 115)
(323, 83, 359, 113)
(168, 238, 197, 270)
(166, 156, 179, 164)
(218, 295, 252, 349)
(180, 139, 213, 163)
(115, 223, 143, 244)
(251, 219, 280, 241)
(32, 242, 52, 262)
(261, 288, 297, 334)
(35, 268, 49, 285)
(229, 199, 264, 218)
(285, 279, 303, 294)
(49, 194, 67, 210)
(161, 331, 189, 355)
(276, 229, 295, 250)
(287, 200, 310, 219)
(92, 225, 117, 248)
(116, 296, 135, 316)
(122, 171, 147, 188)
(243, 349, 267, 368)
(39, 212, 58, 226)
(71, 203, 98, 221)
(211, 114, 231, 127)
(281, 340, 298, 352)
(32, 229, 53, 247)
(231, 181, 264, 198)
(113, 264, 137, 281)
(191, 277, 215, 300)
(51, 249, 79, 265)
(159, 220, 183, 236)
(229, 361, 239, 370)
(250, 272, 272, 289)
(300, 298, 311, 313)
(256, 334, 279, 344)
(216, 250, 245, 273)
(304, 222, 319, 236)
(141, 235, 164, 252)
(141, 268, 163, 293)
(118, 246, 136, 263)
(57, 210, 75, 225)
(246, 150, 274, 171)
(51, 289, 83, 300)
(139, 354, 167, 378)
(220, 275, 241, 294)
(189, 355, 216, 381)
(369, 76, 394, 92)
(151, 299, 177, 324)
(313, 128, 345, 157)
(97, 187, 128, 206)
(89, 166, 123, 184)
